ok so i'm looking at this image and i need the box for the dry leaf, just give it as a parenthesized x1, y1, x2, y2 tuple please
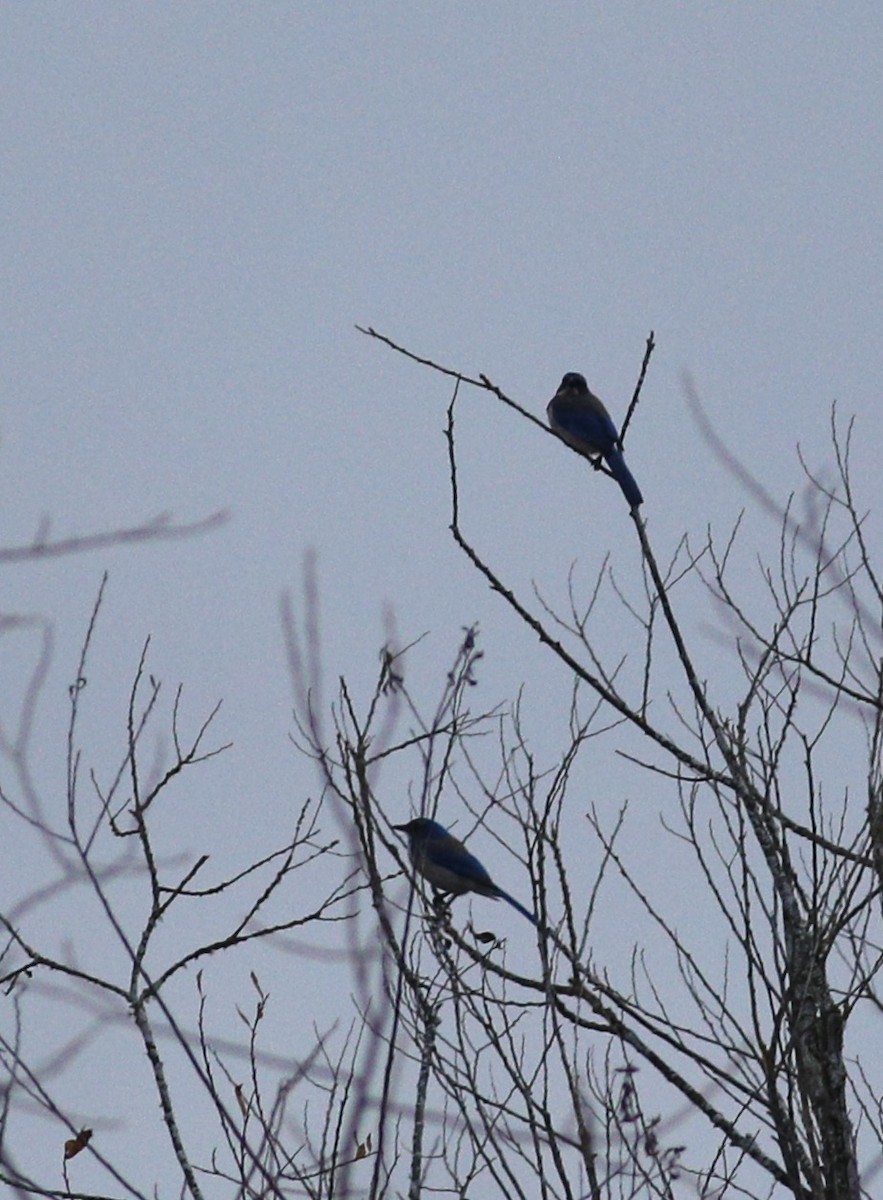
(63, 1128, 93, 1160)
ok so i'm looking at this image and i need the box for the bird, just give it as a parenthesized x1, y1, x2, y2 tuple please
(547, 371, 643, 509)
(393, 818, 537, 925)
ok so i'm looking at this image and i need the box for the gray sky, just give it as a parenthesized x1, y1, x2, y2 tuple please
(2, 4, 881, 1193)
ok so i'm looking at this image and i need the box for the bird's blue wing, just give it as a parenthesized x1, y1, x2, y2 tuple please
(548, 390, 619, 456)
(429, 835, 494, 887)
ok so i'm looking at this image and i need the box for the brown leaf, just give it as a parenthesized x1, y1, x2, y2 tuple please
(63, 1128, 93, 1160)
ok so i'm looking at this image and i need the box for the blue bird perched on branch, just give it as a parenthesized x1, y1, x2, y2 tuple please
(393, 818, 536, 925)
(547, 371, 643, 510)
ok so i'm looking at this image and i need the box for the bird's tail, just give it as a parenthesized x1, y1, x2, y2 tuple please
(493, 885, 537, 925)
(604, 448, 643, 510)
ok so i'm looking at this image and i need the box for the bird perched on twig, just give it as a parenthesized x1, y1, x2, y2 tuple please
(393, 818, 536, 925)
(547, 371, 643, 510)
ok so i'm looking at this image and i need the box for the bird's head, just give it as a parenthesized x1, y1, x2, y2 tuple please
(393, 817, 447, 842)
(559, 371, 588, 392)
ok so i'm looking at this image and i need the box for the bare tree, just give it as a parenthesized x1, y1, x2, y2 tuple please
(2, 343, 881, 1200)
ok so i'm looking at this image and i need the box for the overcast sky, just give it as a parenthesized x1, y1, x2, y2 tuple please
(2, 4, 881, 1194)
